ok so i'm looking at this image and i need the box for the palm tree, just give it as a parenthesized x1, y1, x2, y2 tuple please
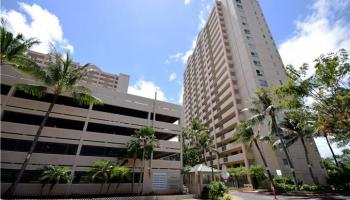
(244, 89, 299, 190)
(228, 166, 247, 188)
(232, 122, 276, 189)
(5, 49, 102, 196)
(111, 165, 130, 194)
(0, 18, 40, 65)
(134, 127, 158, 195)
(39, 165, 72, 196)
(88, 160, 116, 194)
(126, 138, 142, 195)
(279, 110, 318, 184)
(198, 130, 212, 166)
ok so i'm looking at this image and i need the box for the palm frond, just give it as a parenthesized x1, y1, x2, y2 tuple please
(72, 91, 102, 106)
(247, 113, 265, 126)
(16, 84, 48, 98)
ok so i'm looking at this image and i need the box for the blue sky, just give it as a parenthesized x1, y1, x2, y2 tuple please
(1, 0, 349, 157)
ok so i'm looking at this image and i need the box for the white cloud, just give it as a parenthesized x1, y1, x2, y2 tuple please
(184, 0, 192, 6)
(169, 73, 177, 81)
(198, 4, 212, 30)
(169, 37, 197, 64)
(1, 2, 74, 54)
(279, 0, 350, 70)
(128, 79, 167, 101)
(168, 2, 212, 65)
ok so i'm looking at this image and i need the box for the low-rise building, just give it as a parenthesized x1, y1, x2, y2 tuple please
(1, 57, 182, 196)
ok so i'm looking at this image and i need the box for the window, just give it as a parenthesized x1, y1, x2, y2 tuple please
(222, 145, 226, 151)
(237, 4, 243, 9)
(256, 69, 264, 76)
(223, 157, 228, 162)
(259, 80, 268, 87)
(246, 36, 252, 40)
(279, 80, 283, 85)
(80, 145, 126, 157)
(1, 138, 78, 155)
(253, 60, 262, 66)
(1, 169, 42, 183)
(2, 111, 84, 130)
(244, 29, 251, 34)
(248, 43, 256, 49)
(236, 0, 241, 3)
(283, 158, 289, 166)
(251, 52, 258, 57)
(1, 84, 11, 95)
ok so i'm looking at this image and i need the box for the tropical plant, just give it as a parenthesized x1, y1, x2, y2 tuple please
(279, 110, 318, 184)
(198, 129, 212, 166)
(208, 181, 227, 200)
(111, 165, 130, 193)
(243, 89, 299, 190)
(0, 18, 40, 65)
(232, 121, 276, 189)
(39, 165, 72, 195)
(183, 146, 200, 166)
(248, 165, 267, 188)
(127, 137, 142, 194)
(88, 160, 116, 193)
(274, 49, 350, 166)
(5, 48, 102, 196)
(227, 166, 247, 188)
(322, 149, 350, 190)
(133, 127, 158, 195)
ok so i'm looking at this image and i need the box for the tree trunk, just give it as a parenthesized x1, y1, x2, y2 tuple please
(253, 139, 276, 189)
(131, 156, 136, 195)
(272, 117, 299, 191)
(5, 94, 58, 196)
(300, 137, 318, 184)
(324, 133, 339, 167)
(138, 149, 145, 195)
(211, 162, 214, 182)
(203, 149, 208, 165)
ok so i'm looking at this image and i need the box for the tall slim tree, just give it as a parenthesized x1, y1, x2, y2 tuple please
(5, 49, 102, 196)
(274, 49, 350, 165)
(127, 137, 142, 195)
(279, 110, 318, 184)
(0, 18, 39, 65)
(244, 89, 299, 190)
(232, 121, 276, 189)
(134, 127, 158, 195)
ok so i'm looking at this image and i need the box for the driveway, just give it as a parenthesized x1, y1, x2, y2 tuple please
(230, 191, 350, 200)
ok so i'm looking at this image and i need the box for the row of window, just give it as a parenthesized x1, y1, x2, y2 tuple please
(1, 138, 181, 160)
(1, 84, 179, 123)
(0, 168, 142, 183)
(1, 111, 176, 140)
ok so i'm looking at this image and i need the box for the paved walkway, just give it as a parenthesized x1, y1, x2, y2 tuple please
(230, 191, 350, 200)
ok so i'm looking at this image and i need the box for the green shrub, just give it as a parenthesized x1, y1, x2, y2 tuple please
(218, 193, 231, 200)
(300, 184, 319, 192)
(208, 181, 227, 200)
(275, 183, 296, 193)
(273, 176, 294, 185)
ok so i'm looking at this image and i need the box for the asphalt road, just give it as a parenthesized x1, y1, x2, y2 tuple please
(230, 191, 350, 200)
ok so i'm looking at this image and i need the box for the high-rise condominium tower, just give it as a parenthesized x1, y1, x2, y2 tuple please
(183, 0, 327, 184)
